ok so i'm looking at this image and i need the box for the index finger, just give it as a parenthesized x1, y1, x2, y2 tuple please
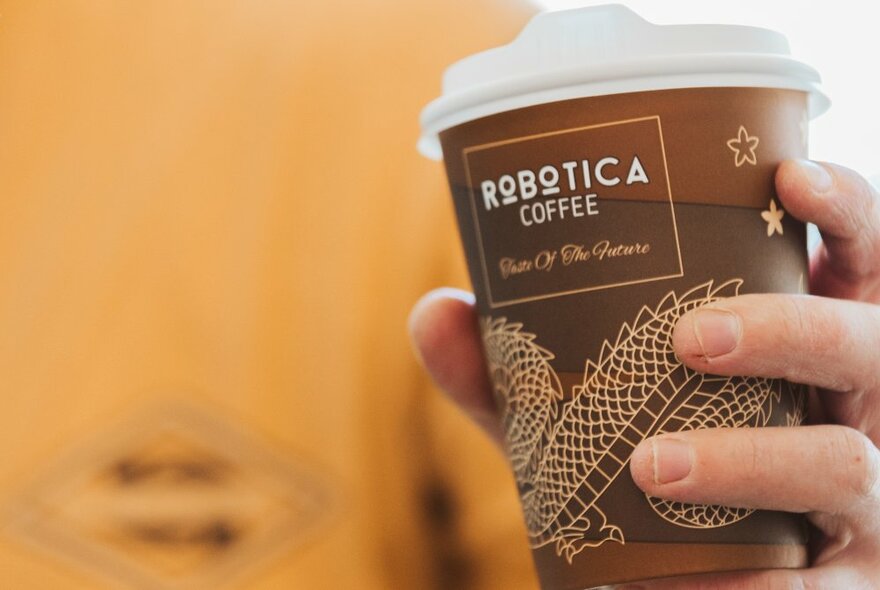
(629, 425, 880, 531)
(408, 288, 504, 444)
(776, 160, 880, 300)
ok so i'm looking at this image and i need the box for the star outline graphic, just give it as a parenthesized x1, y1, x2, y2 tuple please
(727, 125, 760, 167)
(761, 198, 785, 237)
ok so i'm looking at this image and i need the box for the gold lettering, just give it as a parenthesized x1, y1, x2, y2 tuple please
(535, 250, 557, 272)
(592, 240, 651, 261)
(499, 257, 533, 279)
(561, 244, 591, 266)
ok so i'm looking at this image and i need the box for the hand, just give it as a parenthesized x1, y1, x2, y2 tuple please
(409, 160, 880, 588)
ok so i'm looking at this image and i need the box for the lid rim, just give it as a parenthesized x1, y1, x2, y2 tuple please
(422, 53, 823, 131)
(419, 6, 830, 161)
(418, 75, 829, 160)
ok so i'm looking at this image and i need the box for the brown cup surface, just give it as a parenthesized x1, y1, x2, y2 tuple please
(439, 87, 810, 589)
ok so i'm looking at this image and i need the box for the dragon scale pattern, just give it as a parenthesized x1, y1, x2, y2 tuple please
(481, 280, 800, 562)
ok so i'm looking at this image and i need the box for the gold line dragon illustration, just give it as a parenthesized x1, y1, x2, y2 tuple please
(481, 280, 805, 563)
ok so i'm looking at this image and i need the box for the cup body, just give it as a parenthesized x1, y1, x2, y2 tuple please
(438, 86, 810, 588)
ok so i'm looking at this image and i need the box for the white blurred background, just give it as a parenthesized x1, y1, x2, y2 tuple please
(537, 1, 879, 186)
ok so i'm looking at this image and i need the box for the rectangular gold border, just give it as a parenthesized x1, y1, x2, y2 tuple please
(462, 115, 684, 309)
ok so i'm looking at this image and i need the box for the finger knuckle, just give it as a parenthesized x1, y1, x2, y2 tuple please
(776, 297, 811, 355)
(749, 573, 807, 590)
(685, 579, 749, 590)
(832, 164, 875, 217)
(865, 309, 880, 393)
(843, 176, 880, 278)
(683, 572, 807, 590)
(773, 297, 855, 389)
(779, 574, 809, 590)
(861, 175, 880, 219)
(861, 187, 880, 276)
(838, 192, 867, 240)
(776, 297, 837, 364)
(829, 426, 880, 505)
(739, 429, 774, 486)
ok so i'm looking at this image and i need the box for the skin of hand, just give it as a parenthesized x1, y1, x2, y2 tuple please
(409, 160, 880, 589)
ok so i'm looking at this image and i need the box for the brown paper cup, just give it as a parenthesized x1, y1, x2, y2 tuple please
(420, 6, 829, 589)
(440, 85, 811, 588)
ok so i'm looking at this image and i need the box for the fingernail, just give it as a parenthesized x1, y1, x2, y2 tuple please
(692, 308, 741, 359)
(652, 438, 693, 484)
(799, 160, 833, 193)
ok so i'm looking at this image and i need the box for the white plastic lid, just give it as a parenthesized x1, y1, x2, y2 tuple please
(419, 4, 830, 160)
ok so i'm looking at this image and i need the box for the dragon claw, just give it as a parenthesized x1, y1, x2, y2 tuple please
(552, 523, 625, 564)
(601, 524, 624, 545)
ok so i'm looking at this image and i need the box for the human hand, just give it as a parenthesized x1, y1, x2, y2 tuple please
(409, 160, 880, 588)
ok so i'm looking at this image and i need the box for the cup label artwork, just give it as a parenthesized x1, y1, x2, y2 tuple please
(463, 116, 684, 308)
(481, 280, 806, 562)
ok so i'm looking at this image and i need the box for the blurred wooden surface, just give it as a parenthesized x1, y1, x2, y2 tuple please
(0, 1, 537, 588)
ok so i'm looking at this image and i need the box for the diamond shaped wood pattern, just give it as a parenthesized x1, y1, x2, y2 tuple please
(5, 403, 333, 590)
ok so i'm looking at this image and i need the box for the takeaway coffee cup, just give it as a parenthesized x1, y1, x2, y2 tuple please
(419, 5, 829, 589)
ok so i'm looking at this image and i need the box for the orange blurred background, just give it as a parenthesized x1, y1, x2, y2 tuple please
(0, 1, 539, 588)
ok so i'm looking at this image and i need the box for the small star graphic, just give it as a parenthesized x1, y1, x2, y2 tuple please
(727, 125, 760, 167)
(761, 199, 785, 236)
